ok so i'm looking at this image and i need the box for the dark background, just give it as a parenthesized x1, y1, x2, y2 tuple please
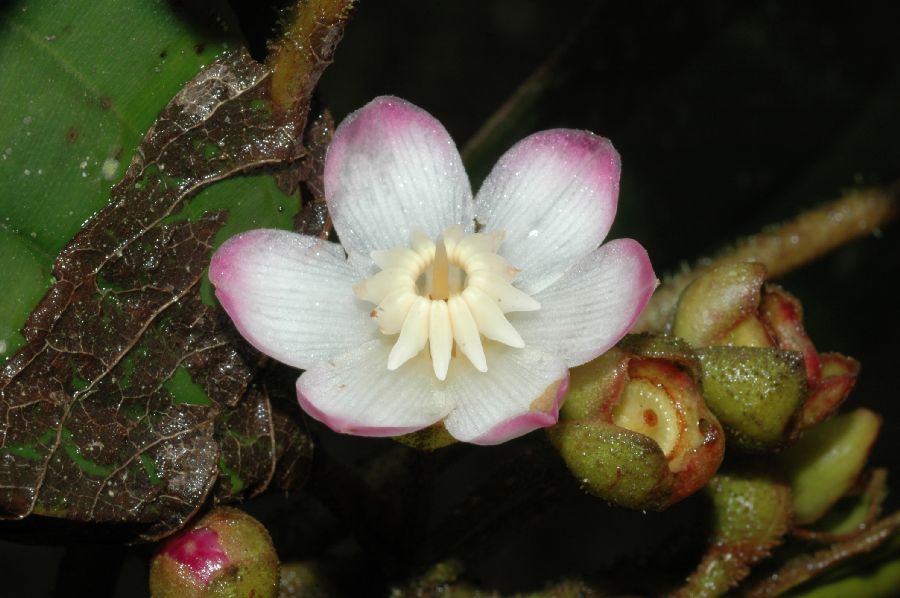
(4, 1, 900, 595)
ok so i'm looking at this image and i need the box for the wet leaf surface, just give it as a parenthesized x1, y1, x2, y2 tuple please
(0, 0, 353, 536)
(0, 0, 241, 361)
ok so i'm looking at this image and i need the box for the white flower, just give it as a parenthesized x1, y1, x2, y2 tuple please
(209, 96, 657, 445)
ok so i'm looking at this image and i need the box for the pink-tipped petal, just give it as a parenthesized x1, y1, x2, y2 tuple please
(474, 129, 621, 294)
(442, 345, 569, 445)
(209, 229, 374, 370)
(325, 96, 473, 262)
(472, 371, 570, 446)
(297, 339, 452, 436)
(512, 238, 657, 368)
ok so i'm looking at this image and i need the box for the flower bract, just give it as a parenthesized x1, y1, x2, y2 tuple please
(209, 96, 656, 444)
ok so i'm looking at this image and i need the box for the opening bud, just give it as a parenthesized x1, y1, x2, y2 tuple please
(548, 335, 724, 510)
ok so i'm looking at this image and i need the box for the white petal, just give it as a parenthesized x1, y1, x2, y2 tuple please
(462, 287, 524, 348)
(442, 344, 569, 444)
(448, 295, 487, 372)
(474, 129, 621, 294)
(297, 339, 452, 436)
(513, 239, 657, 367)
(209, 229, 374, 369)
(429, 301, 453, 380)
(388, 296, 431, 370)
(325, 96, 474, 261)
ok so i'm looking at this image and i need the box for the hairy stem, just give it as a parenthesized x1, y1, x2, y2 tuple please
(634, 186, 899, 334)
(269, 0, 356, 116)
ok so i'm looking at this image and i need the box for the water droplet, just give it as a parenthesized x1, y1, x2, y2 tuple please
(22, 116, 32, 125)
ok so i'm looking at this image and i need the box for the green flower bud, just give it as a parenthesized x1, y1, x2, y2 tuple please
(549, 335, 724, 509)
(674, 468, 792, 598)
(780, 408, 881, 525)
(672, 263, 859, 440)
(672, 262, 768, 347)
(697, 346, 807, 452)
(150, 507, 279, 598)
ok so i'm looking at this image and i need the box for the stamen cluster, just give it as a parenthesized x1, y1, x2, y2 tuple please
(353, 224, 540, 380)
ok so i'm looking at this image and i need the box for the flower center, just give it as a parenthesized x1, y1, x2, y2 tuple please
(353, 225, 541, 380)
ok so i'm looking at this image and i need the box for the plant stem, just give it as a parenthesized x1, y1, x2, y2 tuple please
(268, 0, 356, 117)
(634, 186, 899, 334)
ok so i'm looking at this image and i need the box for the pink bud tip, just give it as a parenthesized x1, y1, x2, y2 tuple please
(160, 528, 230, 586)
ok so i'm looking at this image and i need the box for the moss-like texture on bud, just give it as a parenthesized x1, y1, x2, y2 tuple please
(550, 419, 674, 510)
(549, 335, 724, 510)
(150, 507, 279, 598)
(780, 408, 881, 525)
(674, 469, 792, 597)
(697, 346, 807, 452)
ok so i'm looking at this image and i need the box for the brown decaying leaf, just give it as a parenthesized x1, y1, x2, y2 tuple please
(0, 0, 355, 540)
(293, 111, 336, 239)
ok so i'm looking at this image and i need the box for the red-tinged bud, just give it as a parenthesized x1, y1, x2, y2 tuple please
(759, 286, 860, 428)
(672, 263, 859, 439)
(799, 353, 859, 429)
(150, 507, 279, 598)
(549, 335, 724, 510)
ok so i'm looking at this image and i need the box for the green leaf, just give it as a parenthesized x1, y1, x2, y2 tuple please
(0, 0, 240, 360)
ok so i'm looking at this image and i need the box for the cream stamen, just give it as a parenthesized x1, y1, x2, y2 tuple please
(354, 226, 540, 380)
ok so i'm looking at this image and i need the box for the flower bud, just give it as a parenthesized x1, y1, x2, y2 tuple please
(674, 468, 792, 597)
(549, 335, 724, 510)
(779, 408, 881, 525)
(672, 263, 859, 445)
(760, 287, 860, 429)
(672, 262, 769, 347)
(697, 346, 807, 452)
(150, 507, 279, 598)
